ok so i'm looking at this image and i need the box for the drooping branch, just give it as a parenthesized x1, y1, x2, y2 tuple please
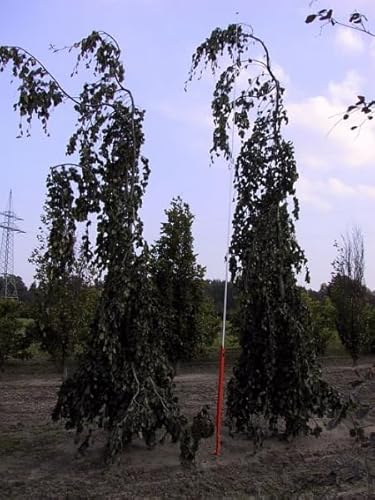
(306, 7, 374, 37)
(305, 7, 375, 128)
(0, 31, 136, 141)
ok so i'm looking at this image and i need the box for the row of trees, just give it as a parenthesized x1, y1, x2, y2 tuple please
(0, 196, 219, 374)
(3, 241, 375, 373)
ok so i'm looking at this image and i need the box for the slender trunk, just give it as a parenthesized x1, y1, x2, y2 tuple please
(173, 360, 181, 377)
(350, 296, 359, 368)
(61, 349, 68, 381)
(62, 360, 68, 380)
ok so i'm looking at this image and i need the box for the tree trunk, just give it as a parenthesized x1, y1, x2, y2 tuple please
(61, 352, 68, 381)
(173, 360, 181, 377)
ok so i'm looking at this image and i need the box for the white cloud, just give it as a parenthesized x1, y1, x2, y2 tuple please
(273, 63, 291, 86)
(328, 177, 356, 196)
(370, 39, 375, 60)
(358, 184, 375, 199)
(299, 154, 329, 170)
(327, 70, 363, 104)
(330, 177, 375, 200)
(297, 176, 332, 212)
(334, 29, 365, 54)
(297, 174, 375, 212)
(288, 71, 375, 168)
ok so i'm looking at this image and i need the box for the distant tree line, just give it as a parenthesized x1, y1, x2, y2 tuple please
(203, 279, 238, 319)
(2, 260, 375, 372)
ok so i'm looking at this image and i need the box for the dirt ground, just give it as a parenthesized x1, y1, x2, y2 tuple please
(1, 356, 375, 499)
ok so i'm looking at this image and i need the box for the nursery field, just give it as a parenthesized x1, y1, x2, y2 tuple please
(1, 355, 375, 499)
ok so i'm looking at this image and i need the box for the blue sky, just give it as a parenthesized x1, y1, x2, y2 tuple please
(1, 0, 375, 289)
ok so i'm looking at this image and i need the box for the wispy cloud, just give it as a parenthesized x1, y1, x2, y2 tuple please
(297, 174, 375, 213)
(334, 29, 365, 54)
(288, 71, 375, 169)
(297, 176, 332, 212)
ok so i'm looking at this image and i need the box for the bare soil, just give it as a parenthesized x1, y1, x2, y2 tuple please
(1, 356, 375, 499)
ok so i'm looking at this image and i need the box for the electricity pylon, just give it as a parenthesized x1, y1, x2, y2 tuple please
(0, 190, 25, 299)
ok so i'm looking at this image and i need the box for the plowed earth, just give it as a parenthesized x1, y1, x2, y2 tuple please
(1, 356, 375, 499)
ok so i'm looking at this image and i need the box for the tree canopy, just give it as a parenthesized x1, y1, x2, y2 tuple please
(152, 197, 218, 365)
(329, 227, 368, 365)
(0, 299, 31, 369)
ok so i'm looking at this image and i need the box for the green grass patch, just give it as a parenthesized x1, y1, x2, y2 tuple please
(325, 331, 347, 357)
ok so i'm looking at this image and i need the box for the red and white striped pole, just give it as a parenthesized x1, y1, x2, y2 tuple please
(215, 315, 227, 455)
(215, 159, 234, 457)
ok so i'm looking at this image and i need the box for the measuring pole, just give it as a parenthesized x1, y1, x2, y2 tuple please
(214, 165, 233, 455)
(214, 69, 237, 458)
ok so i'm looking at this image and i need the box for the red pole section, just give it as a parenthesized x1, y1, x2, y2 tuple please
(215, 345, 225, 456)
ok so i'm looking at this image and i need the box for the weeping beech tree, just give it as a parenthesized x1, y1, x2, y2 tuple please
(0, 32, 215, 461)
(188, 24, 344, 441)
